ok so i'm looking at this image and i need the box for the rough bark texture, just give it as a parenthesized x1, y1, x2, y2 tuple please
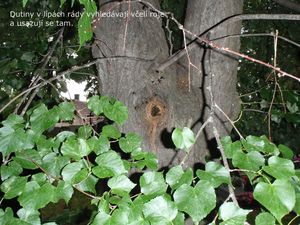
(92, 0, 242, 168)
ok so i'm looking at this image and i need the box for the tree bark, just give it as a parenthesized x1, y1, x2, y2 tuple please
(92, 0, 242, 167)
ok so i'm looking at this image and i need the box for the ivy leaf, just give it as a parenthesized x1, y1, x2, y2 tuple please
(221, 136, 241, 159)
(253, 179, 295, 221)
(108, 175, 136, 196)
(54, 180, 74, 204)
(255, 212, 276, 225)
(72, 168, 89, 185)
(91, 211, 111, 225)
(263, 156, 295, 180)
(87, 95, 103, 116)
(61, 162, 83, 183)
(78, 12, 93, 47)
(22, 0, 29, 7)
(140, 171, 168, 197)
(76, 174, 98, 194)
(243, 136, 279, 154)
(1, 161, 23, 181)
(119, 132, 142, 153)
(30, 104, 59, 133)
(173, 212, 185, 225)
(278, 144, 293, 160)
(219, 202, 251, 223)
(166, 165, 193, 190)
(58, 102, 75, 121)
(104, 100, 128, 125)
(171, 127, 195, 151)
(41, 153, 70, 178)
(1, 176, 27, 199)
(93, 151, 127, 178)
(143, 196, 178, 224)
(88, 135, 110, 155)
(78, 125, 93, 139)
(60, 0, 67, 7)
(2, 114, 24, 128)
(17, 208, 40, 225)
(61, 138, 91, 160)
(196, 162, 230, 188)
(232, 151, 265, 181)
(55, 131, 75, 143)
(174, 181, 216, 224)
(102, 125, 121, 139)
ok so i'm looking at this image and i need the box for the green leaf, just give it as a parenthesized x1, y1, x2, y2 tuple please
(58, 102, 75, 121)
(244, 136, 279, 154)
(61, 137, 91, 160)
(221, 136, 242, 159)
(30, 104, 59, 133)
(253, 179, 295, 221)
(1, 176, 27, 199)
(54, 180, 74, 204)
(88, 135, 110, 155)
(72, 168, 89, 184)
(78, 12, 93, 46)
(41, 153, 70, 178)
(91, 211, 111, 225)
(22, 0, 29, 7)
(278, 144, 294, 160)
(87, 95, 111, 116)
(196, 162, 230, 188)
(55, 131, 75, 142)
(31, 173, 47, 186)
(166, 165, 193, 190)
(143, 196, 178, 223)
(93, 151, 127, 178)
(108, 175, 136, 196)
(78, 125, 93, 139)
(0, 127, 34, 157)
(102, 125, 121, 139)
(219, 202, 251, 222)
(174, 181, 216, 224)
(76, 174, 98, 194)
(104, 100, 128, 125)
(140, 171, 168, 197)
(17, 208, 40, 225)
(62, 162, 83, 183)
(60, 0, 67, 7)
(2, 114, 24, 128)
(1, 161, 23, 181)
(263, 156, 295, 179)
(255, 212, 275, 225)
(173, 212, 185, 225)
(171, 127, 195, 151)
(18, 182, 55, 210)
(119, 132, 142, 153)
(232, 151, 265, 181)
(219, 216, 247, 225)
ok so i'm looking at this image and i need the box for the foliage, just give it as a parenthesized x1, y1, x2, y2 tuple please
(236, 0, 300, 151)
(1, 96, 300, 224)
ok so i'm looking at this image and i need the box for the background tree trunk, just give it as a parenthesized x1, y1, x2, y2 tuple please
(92, 0, 243, 168)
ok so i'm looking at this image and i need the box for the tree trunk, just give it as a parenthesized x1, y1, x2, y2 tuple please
(92, 0, 242, 168)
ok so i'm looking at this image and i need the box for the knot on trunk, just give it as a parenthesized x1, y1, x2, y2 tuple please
(146, 97, 166, 123)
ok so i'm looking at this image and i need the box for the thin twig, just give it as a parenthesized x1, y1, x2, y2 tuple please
(15, 28, 65, 115)
(214, 104, 244, 140)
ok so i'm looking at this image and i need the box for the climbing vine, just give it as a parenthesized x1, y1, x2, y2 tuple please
(0, 96, 300, 224)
